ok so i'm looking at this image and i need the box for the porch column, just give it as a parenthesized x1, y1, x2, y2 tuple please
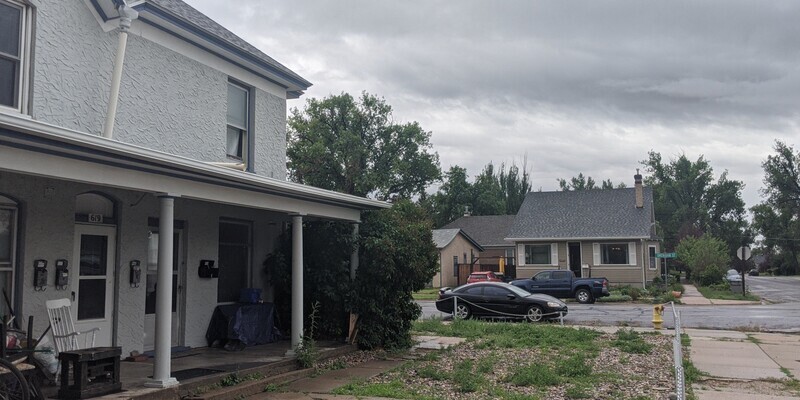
(289, 214, 304, 354)
(350, 223, 359, 281)
(145, 194, 179, 388)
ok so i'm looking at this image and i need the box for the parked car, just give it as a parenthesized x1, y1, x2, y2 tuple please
(436, 282, 568, 322)
(466, 271, 503, 284)
(724, 269, 742, 283)
(511, 270, 610, 304)
(493, 272, 513, 283)
(747, 269, 759, 276)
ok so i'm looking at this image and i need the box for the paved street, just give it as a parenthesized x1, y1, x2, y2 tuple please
(745, 275, 800, 303)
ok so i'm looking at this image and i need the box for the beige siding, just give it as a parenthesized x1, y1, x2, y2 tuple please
(515, 239, 661, 288)
(431, 234, 481, 288)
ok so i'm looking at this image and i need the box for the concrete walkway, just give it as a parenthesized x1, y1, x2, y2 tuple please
(690, 328, 800, 399)
(680, 283, 761, 305)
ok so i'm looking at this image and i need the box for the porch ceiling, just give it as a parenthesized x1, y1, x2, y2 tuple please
(0, 112, 388, 221)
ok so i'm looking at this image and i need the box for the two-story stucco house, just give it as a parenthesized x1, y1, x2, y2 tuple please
(0, 0, 386, 387)
(506, 173, 660, 287)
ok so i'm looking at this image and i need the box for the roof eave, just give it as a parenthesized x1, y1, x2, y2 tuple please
(506, 236, 653, 242)
(0, 112, 388, 211)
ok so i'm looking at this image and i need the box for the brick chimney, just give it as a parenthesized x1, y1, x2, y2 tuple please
(634, 169, 643, 208)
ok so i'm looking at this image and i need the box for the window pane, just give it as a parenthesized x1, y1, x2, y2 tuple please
(0, 209, 11, 261)
(79, 235, 108, 276)
(601, 244, 628, 264)
(484, 287, 508, 297)
(78, 279, 105, 320)
(226, 83, 248, 128)
(0, 3, 21, 56)
(0, 271, 10, 317)
(226, 126, 243, 158)
(526, 245, 550, 264)
(0, 57, 17, 108)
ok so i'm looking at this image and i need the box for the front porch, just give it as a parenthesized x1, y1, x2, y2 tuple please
(34, 339, 355, 399)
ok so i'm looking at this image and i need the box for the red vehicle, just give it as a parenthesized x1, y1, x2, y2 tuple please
(466, 271, 503, 284)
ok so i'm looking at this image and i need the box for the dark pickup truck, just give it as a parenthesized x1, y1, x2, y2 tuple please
(511, 270, 609, 304)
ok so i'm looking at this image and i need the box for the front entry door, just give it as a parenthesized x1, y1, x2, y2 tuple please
(72, 224, 116, 347)
(568, 242, 582, 277)
(143, 231, 182, 350)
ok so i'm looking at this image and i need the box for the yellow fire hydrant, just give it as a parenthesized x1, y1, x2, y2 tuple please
(652, 304, 664, 330)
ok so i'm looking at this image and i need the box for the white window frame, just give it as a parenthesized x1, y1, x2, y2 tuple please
(648, 245, 658, 270)
(524, 243, 557, 266)
(0, 0, 32, 114)
(0, 196, 18, 317)
(596, 242, 633, 265)
(226, 80, 250, 162)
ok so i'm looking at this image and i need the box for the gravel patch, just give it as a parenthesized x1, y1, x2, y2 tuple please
(333, 330, 677, 399)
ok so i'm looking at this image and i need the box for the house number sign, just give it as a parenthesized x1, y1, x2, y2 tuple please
(88, 213, 104, 223)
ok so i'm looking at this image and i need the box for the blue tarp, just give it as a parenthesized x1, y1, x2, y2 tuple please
(205, 303, 279, 347)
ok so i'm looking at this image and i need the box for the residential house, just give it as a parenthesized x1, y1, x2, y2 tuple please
(506, 174, 659, 287)
(430, 229, 483, 288)
(442, 214, 516, 277)
(0, 0, 386, 387)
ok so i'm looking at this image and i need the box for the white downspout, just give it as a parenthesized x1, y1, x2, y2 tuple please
(102, 3, 139, 139)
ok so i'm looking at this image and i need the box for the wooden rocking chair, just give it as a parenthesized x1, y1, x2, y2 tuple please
(44, 299, 99, 354)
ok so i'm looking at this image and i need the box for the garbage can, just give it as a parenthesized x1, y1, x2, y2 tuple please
(729, 280, 742, 293)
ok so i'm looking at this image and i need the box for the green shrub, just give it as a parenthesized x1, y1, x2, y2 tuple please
(696, 265, 725, 286)
(670, 283, 685, 294)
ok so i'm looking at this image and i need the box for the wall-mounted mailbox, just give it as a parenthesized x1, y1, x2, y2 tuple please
(33, 259, 47, 291)
(198, 260, 217, 278)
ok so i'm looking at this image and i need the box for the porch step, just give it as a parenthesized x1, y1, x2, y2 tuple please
(127, 343, 358, 400)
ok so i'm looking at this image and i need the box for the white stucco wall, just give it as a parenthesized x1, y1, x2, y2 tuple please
(0, 172, 285, 355)
(30, 1, 287, 178)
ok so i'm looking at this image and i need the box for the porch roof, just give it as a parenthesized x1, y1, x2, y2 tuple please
(0, 112, 389, 221)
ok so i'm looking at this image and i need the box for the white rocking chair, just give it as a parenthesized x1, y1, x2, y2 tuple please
(45, 298, 100, 354)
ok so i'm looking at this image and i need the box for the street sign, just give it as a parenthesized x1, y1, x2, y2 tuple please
(656, 252, 677, 259)
(737, 246, 751, 261)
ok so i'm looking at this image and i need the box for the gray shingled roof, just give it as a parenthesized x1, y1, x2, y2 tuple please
(442, 215, 516, 247)
(146, 0, 311, 89)
(432, 229, 484, 251)
(507, 187, 655, 240)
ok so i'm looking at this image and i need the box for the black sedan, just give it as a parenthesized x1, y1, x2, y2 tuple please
(435, 282, 568, 322)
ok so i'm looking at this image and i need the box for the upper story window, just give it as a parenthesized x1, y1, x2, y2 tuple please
(0, 0, 30, 112)
(226, 81, 250, 162)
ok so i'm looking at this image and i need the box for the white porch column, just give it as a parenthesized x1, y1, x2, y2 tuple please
(289, 214, 304, 354)
(145, 195, 179, 388)
(350, 223, 359, 281)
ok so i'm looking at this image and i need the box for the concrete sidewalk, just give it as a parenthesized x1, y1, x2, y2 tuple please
(680, 283, 761, 306)
(689, 328, 800, 399)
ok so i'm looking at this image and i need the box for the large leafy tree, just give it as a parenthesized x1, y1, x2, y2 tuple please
(676, 234, 730, 283)
(751, 141, 800, 275)
(287, 92, 441, 200)
(427, 161, 532, 227)
(557, 173, 626, 190)
(641, 152, 748, 254)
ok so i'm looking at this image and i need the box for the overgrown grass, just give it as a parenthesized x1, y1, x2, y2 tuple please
(612, 329, 653, 354)
(413, 318, 600, 353)
(333, 378, 439, 399)
(413, 288, 441, 300)
(696, 285, 760, 301)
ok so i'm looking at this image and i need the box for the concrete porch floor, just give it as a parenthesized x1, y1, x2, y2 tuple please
(41, 340, 353, 400)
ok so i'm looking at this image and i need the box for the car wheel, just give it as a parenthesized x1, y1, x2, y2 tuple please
(454, 303, 471, 320)
(576, 289, 593, 304)
(525, 305, 544, 322)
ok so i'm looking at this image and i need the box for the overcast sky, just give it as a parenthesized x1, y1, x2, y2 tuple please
(185, 0, 799, 209)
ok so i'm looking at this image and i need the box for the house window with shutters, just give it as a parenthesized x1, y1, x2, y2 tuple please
(593, 242, 636, 265)
(524, 243, 558, 265)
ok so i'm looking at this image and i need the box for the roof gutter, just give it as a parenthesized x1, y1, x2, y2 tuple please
(102, 2, 139, 139)
(505, 236, 651, 242)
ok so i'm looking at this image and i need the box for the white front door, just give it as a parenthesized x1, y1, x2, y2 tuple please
(143, 231, 182, 350)
(72, 224, 116, 347)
